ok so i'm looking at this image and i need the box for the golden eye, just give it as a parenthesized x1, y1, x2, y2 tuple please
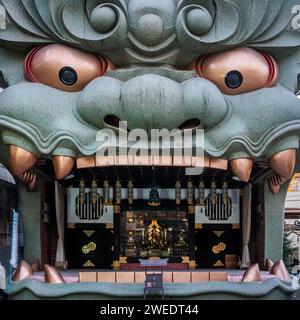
(24, 44, 113, 92)
(194, 47, 278, 95)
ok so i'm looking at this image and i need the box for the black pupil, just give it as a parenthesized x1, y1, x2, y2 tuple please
(59, 67, 78, 86)
(225, 70, 243, 89)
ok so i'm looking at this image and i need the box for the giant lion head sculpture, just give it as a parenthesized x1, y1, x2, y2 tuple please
(0, 0, 299, 193)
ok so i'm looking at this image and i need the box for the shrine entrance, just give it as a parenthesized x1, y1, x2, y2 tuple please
(119, 201, 191, 266)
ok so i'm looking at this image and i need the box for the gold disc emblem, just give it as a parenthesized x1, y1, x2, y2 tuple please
(212, 245, 219, 254)
(212, 242, 227, 254)
(82, 245, 89, 254)
(218, 242, 226, 251)
(82, 242, 97, 254)
(87, 242, 97, 251)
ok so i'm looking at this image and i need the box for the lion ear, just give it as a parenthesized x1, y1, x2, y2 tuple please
(0, 47, 25, 86)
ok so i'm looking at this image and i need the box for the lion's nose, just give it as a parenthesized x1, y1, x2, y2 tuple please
(77, 74, 228, 132)
(136, 14, 164, 46)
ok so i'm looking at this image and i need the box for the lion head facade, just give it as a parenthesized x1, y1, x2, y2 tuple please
(0, 0, 299, 192)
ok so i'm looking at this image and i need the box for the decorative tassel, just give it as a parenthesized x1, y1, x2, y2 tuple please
(103, 180, 110, 205)
(210, 180, 217, 205)
(91, 178, 98, 205)
(114, 179, 122, 205)
(187, 179, 194, 206)
(127, 179, 134, 205)
(79, 179, 86, 205)
(222, 181, 229, 206)
(198, 180, 205, 207)
(175, 180, 181, 206)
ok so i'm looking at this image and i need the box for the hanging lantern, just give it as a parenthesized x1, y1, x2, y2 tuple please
(148, 182, 161, 207)
(114, 179, 122, 205)
(128, 179, 134, 205)
(210, 180, 217, 205)
(187, 179, 194, 206)
(103, 180, 110, 205)
(79, 179, 86, 205)
(91, 178, 98, 205)
(175, 180, 181, 206)
(222, 181, 229, 206)
(198, 180, 205, 207)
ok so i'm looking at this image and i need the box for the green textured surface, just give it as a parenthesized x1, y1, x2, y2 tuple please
(18, 182, 41, 264)
(0, 0, 298, 159)
(7, 278, 297, 300)
(264, 176, 291, 262)
(0, 1, 299, 299)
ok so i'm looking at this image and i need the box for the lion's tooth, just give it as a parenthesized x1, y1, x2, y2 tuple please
(52, 156, 74, 180)
(242, 264, 262, 282)
(265, 258, 274, 272)
(25, 173, 37, 192)
(268, 175, 287, 194)
(18, 171, 37, 192)
(230, 158, 253, 182)
(44, 264, 65, 284)
(12, 260, 33, 281)
(270, 260, 291, 281)
(9, 145, 38, 176)
(268, 149, 296, 179)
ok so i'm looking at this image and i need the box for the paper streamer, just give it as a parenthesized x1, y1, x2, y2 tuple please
(0, 262, 6, 290)
(10, 210, 19, 269)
